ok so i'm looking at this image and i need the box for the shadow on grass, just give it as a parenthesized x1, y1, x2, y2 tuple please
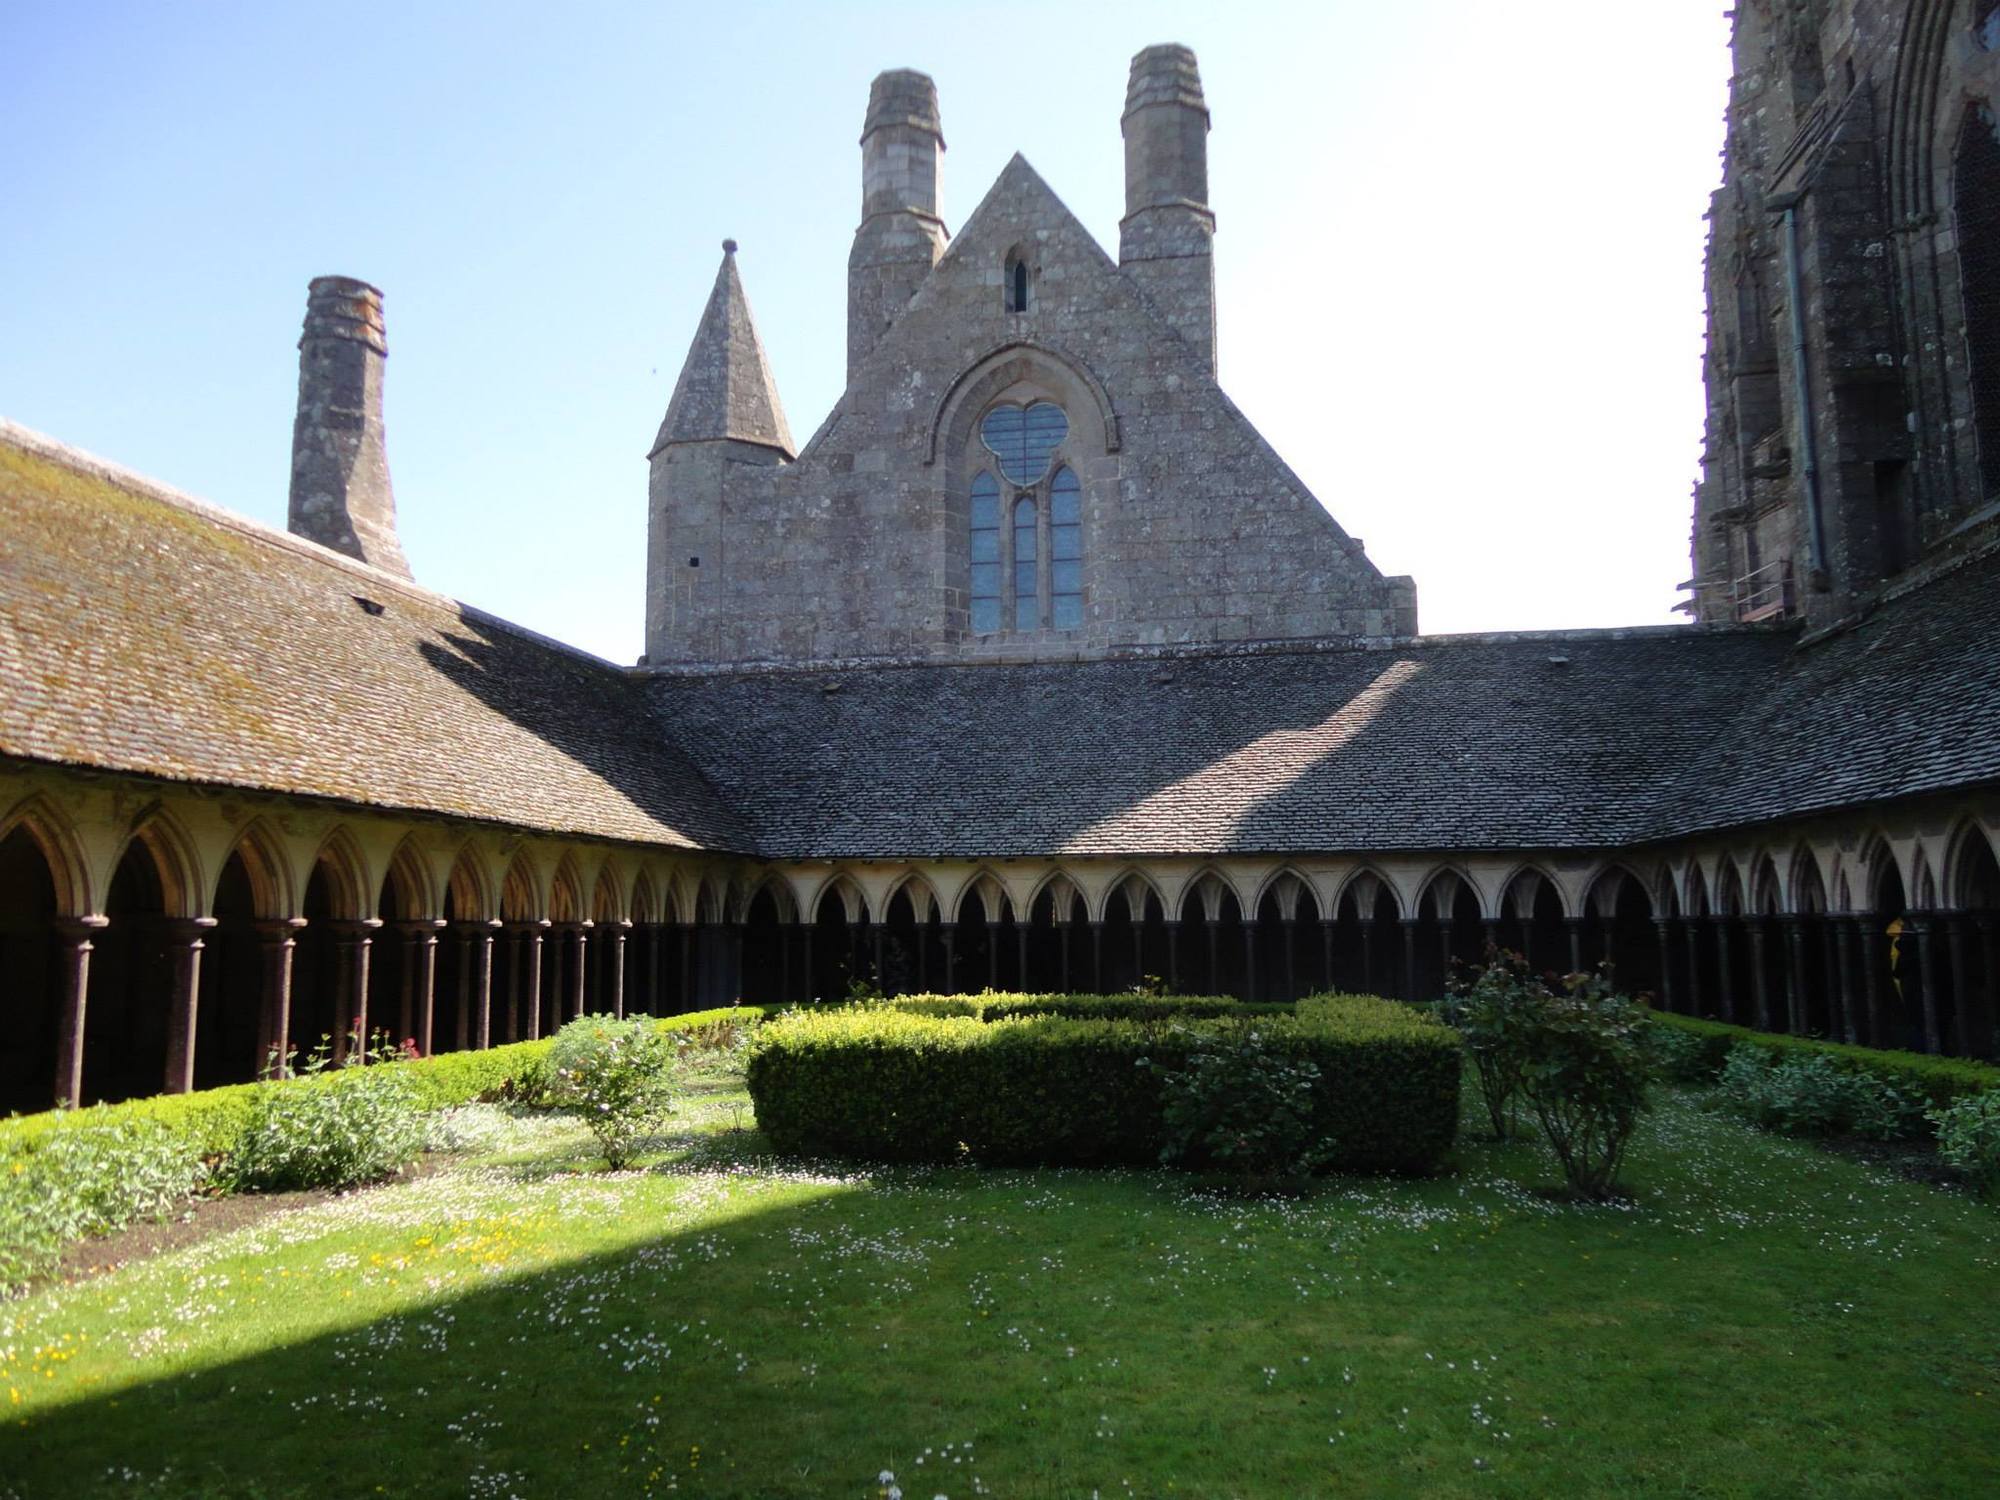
(10, 1175, 867, 1500)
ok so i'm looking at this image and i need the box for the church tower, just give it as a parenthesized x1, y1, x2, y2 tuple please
(847, 69, 947, 384)
(644, 242, 794, 663)
(1119, 44, 1216, 374)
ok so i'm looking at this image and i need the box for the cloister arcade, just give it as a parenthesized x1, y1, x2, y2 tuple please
(2, 768, 1996, 1115)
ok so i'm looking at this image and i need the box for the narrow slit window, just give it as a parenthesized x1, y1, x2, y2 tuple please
(1050, 467, 1082, 628)
(970, 473, 1001, 634)
(1010, 258, 1030, 312)
(1013, 495, 1039, 631)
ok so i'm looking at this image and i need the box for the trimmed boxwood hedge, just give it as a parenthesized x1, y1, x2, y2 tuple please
(1645, 1010, 2000, 1113)
(747, 993, 1461, 1173)
(0, 1006, 776, 1159)
(884, 992, 1274, 1023)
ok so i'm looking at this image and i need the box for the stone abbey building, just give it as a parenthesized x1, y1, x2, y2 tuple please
(3, 21, 1999, 1113)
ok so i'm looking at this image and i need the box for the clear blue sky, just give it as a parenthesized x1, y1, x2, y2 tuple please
(1, 1, 1733, 662)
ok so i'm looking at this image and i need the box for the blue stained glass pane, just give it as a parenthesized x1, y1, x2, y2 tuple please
(1014, 558, 1037, 592)
(1051, 560, 1081, 594)
(1015, 593, 1038, 631)
(970, 530, 1000, 562)
(1051, 490, 1080, 525)
(980, 401, 1068, 484)
(970, 562, 1000, 596)
(971, 503, 998, 533)
(971, 598, 1000, 634)
(1051, 524, 1080, 561)
(1052, 594, 1082, 629)
(1013, 499, 1036, 554)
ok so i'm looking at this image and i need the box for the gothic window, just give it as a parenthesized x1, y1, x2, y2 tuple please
(1956, 104, 2000, 498)
(967, 399, 1083, 635)
(969, 472, 1001, 634)
(1004, 249, 1032, 313)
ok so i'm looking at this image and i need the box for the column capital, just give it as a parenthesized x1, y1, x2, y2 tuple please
(254, 916, 309, 939)
(395, 917, 449, 934)
(162, 916, 220, 940)
(329, 917, 383, 936)
(506, 918, 552, 933)
(54, 915, 110, 940)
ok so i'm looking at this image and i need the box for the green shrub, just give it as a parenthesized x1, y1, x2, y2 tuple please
(227, 1038, 427, 1191)
(1145, 1023, 1330, 1182)
(0, 1117, 208, 1294)
(1647, 1023, 1719, 1085)
(884, 992, 1253, 1023)
(1517, 975, 1652, 1200)
(747, 994, 1460, 1174)
(1432, 952, 1543, 1139)
(1715, 1043, 1936, 1142)
(547, 1014, 678, 1169)
(1929, 1091, 2000, 1195)
(1643, 1011, 1999, 1120)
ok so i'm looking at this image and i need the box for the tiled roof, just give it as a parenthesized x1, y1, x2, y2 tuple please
(639, 628, 1801, 859)
(1655, 541, 2000, 837)
(0, 424, 746, 851)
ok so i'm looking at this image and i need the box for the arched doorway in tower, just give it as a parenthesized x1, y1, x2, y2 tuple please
(0, 826, 60, 1113)
(82, 837, 172, 1103)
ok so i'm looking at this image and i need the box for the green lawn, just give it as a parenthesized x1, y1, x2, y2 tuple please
(2, 1069, 1996, 1498)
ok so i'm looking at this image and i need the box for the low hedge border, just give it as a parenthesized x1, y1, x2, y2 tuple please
(747, 993, 1461, 1174)
(0, 1006, 776, 1159)
(884, 992, 1280, 1023)
(1645, 1010, 2000, 1112)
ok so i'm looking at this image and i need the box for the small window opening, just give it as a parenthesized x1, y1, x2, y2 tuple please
(1005, 251, 1031, 313)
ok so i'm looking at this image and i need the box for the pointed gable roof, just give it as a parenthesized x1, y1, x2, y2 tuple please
(650, 242, 795, 458)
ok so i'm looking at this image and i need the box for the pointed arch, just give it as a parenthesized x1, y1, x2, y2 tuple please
(549, 856, 587, 925)
(885, 870, 943, 925)
(1583, 861, 1650, 920)
(219, 819, 296, 921)
(381, 834, 438, 922)
(500, 852, 542, 922)
(1173, 868, 1236, 925)
(591, 865, 627, 925)
(1415, 863, 1481, 920)
(1497, 862, 1567, 921)
(954, 868, 1014, 925)
(122, 806, 204, 920)
(739, 871, 800, 924)
(0, 793, 92, 918)
(1747, 852, 1784, 916)
(812, 873, 869, 925)
(1789, 844, 1829, 915)
(1855, 833, 1903, 914)
(1333, 865, 1404, 921)
(304, 826, 369, 921)
(1910, 848, 1940, 910)
(1945, 821, 2000, 909)
(1684, 862, 1712, 917)
(444, 844, 497, 923)
(925, 339, 1121, 467)
(1251, 866, 1321, 924)
(630, 868, 662, 926)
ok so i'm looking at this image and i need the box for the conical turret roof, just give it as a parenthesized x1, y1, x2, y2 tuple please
(650, 242, 795, 458)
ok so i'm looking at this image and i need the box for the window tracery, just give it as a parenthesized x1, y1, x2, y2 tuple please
(967, 399, 1083, 635)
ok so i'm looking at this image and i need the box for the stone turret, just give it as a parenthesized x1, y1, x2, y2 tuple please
(287, 277, 411, 577)
(645, 241, 794, 663)
(847, 68, 947, 384)
(1119, 44, 1216, 374)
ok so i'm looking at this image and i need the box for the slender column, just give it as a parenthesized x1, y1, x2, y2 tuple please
(1655, 919, 1677, 1013)
(162, 917, 218, 1092)
(1782, 916, 1808, 1035)
(1282, 916, 1297, 1001)
(940, 921, 957, 994)
(1241, 923, 1257, 1001)
(979, 920, 994, 991)
(506, 926, 525, 1041)
(1321, 917, 1335, 993)
(1947, 916, 1974, 1058)
(1683, 919, 1703, 1017)
(472, 921, 497, 1047)
(609, 921, 630, 1019)
(648, 923, 664, 1015)
(1979, 916, 1999, 1060)
(917, 919, 930, 992)
(1130, 918, 1144, 989)
(522, 922, 546, 1040)
(1400, 917, 1418, 1001)
(779, 920, 792, 1003)
(871, 920, 885, 988)
(678, 921, 694, 1012)
(1056, 920, 1070, 992)
(1017, 923, 1030, 992)
(408, 919, 442, 1054)
(253, 917, 305, 1075)
(1481, 918, 1500, 961)
(1359, 918, 1375, 994)
(1910, 915, 1942, 1054)
(570, 923, 590, 1020)
(1858, 920, 1885, 1047)
(1091, 919, 1105, 992)
(455, 925, 474, 1050)
(1833, 918, 1858, 1044)
(1203, 916, 1217, 994)
(1820, 918, 1841, 1038)
(1438, 919, 1454, 985)
(398, 927, 417, 1043)
(1713, 917, 1737, 1023)
(1166, 920, 1180, 993)
(52, 916, 107, 1107)
(1748, 919, 1772, 1031)
(1565, 917, 1585, 975)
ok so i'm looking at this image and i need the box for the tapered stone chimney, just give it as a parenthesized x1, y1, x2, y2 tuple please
(287, 276, 411, 577)
(848, 69, 946, 384)
(1120, 44, 1216, 374)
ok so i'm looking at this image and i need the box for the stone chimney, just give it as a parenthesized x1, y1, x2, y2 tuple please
(287, 276, 411, 577)
(848, 68, 946, 385)
(1119, 44, 1217, 374)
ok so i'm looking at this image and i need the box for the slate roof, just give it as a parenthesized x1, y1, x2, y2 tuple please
(0, 423, 746, 851)
(639, 629, 1802, 859)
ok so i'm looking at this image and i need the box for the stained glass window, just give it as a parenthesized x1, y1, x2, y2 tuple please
(969, 472, 1000, 634)
(1050, 467, 1082, 629)
(980, 402, 1068, 485)
(1014, 496, 1039, 630)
